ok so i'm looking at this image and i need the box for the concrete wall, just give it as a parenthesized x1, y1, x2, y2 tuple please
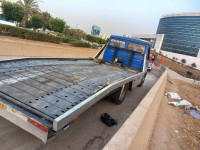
(103, 68, 167, 150)
(0, 39, 99, 58)
(161, 50, 200, 70)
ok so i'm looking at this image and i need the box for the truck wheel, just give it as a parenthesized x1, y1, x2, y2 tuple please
(109, 84, 129, 105)
(137, 73, 147, 87)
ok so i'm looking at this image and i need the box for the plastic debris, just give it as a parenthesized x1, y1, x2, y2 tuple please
(166, 92, 181, 100)
(101, 113, 118, 127)
(175, 130, 179, 133)
(186, 109, 200, 120)
(168, 100, 192, 107)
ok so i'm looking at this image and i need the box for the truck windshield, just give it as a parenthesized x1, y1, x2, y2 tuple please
(127, 43, 146, 54)
(109, 39, 126, 49)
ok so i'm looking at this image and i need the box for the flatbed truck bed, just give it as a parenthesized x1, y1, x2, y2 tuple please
(0, 35, 151, 143)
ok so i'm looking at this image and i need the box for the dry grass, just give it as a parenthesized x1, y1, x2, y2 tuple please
(166, 78, 200, 150)
(149, 77, 200, 150)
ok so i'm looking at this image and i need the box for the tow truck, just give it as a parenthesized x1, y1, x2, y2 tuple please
(0, 35, 151, 143)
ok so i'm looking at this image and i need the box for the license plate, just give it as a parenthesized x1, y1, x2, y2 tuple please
(0, 103, 5, 109)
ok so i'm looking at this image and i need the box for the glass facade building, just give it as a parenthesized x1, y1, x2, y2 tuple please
(157, 13, 200, 57)
(91, 25, 101, 36)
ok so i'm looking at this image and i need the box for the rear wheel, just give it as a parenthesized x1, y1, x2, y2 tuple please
(137, 73, 147, 87)
(109, 84, 129, 105)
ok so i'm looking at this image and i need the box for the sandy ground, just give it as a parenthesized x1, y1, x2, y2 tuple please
(149, 69, 200, 150)
(0, 35, 96, 51)
(0, 35, 100, 58)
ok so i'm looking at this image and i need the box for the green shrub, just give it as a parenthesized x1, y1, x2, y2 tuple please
(191, 63, 197, 68)
(61, 37, 70, 43)
(50, 18, 65, 33)
(186, 71, 193, 76)
(70, 41, 91, 47)
(181, 59, 186, 64)
(2, 2, 25, 22)
(69, 38, 77, 42)
(86, 34, 107, 44)
(91, 44, 98, 49)
(0, 24, 62, 43)
(30, 15, 44, 29)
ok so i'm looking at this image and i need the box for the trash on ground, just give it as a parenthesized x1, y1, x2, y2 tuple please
(101, 113, 118, 127)
(168, 100, 192, 107)
(185, 109, 200, 120)
(195, 106, 200, 112)
(175, 130, 179, 133)
(166, 92, 181, 100)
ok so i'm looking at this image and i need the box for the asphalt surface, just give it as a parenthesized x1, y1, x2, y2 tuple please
(0, 68, 162, 150)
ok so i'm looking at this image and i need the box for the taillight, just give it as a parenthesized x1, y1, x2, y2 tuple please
(27, 118, 48, 132)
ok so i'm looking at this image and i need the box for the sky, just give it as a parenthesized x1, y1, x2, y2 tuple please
(14, 0, 200, 35)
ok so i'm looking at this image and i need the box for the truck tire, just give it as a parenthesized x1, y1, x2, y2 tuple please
(109, 84, 129, 105)
(137, 73, 147, 87)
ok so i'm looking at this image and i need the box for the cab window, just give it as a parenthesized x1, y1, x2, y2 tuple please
(109, 39, 126, 49)
(127, 42, 146, 54)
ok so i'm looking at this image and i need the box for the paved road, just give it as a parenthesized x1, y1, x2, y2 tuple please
(0, 68, 162, 150)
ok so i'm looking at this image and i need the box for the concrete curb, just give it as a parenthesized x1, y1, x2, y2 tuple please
(103, 69, 168, 150)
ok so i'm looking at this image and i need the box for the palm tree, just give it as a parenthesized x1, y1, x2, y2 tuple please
(17, 0, 41, 27)
(42, 11, 52, 30)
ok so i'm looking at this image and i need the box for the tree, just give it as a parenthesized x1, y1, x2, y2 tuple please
(63, 25, 70, 37)
(17, 0, 41, 27)
(191, 63, 197, 68)
(42, 11, 52, 30)
(181, 59, 186, 64)
(30, 15, 44, 29)
(2, 2, 25, 22)
(68, 28, 86, 40)
(17, 0, 40, 16)
(49, 18, 65, 33)
(86, 34, 107, 44)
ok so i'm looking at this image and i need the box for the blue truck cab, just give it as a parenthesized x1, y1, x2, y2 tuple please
(102, 35, 150, 72)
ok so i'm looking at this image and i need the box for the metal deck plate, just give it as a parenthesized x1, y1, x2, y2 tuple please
(0, 59, 135, 121)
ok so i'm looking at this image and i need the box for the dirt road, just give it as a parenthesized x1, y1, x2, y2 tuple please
(0, 68, 162, 150)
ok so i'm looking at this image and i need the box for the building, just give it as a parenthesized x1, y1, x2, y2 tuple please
(91, 25, 101, 36)
(0, 0, 4, 16)
(132, 34, 165, 52)
(102, 34, 110, 40)
(157, 13, 200, 57)
(133, 13, 200, 69)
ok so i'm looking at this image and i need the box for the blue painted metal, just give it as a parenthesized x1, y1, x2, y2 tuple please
(115, 49, 131, 66)
(103, 35, 150, 71)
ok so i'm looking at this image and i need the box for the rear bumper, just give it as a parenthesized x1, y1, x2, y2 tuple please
(0, 101, 49, 143)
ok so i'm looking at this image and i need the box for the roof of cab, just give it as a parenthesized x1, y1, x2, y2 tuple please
(110, 35, 149, 46)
